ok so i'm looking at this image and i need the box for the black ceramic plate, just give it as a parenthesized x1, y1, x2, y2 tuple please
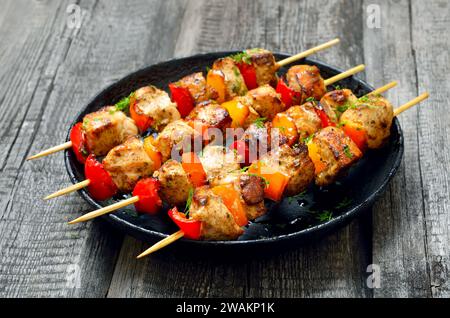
(64, 52, 403, 253)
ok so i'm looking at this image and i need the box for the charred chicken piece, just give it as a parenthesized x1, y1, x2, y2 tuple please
(152, 119, 202, 162)
(339, 95, 394, 149)
(309, 126, 362, 186)
(284, 102, 322, 141)
(190, 186, 244, 240)
(173, 72, 209, 104)
(286, 65, 326, 103)
(82, 106, 138, 157)
(319, 88, 358, 123)
(131, 85, 181, 132)
(245, 48, 278, 87)
(102, 136, 156, 192)
(153, 159, 193, 207)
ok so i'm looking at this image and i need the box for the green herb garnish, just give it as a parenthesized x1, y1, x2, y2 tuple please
(248, 173, 270, 186)
(317, 210, 333, 222)
(336, 197, 353, 209)
(115, 92, 134, 112)
(206, 66, 211, 73)
(230, 51, 252, 65)
(287, 190, 307, 204)
(254, 117, 267, 128)
(305, 97, 316, 103)
(343, 145, 353, 158)
(184, 187, 194, 216)
(302, 134, 314, 144)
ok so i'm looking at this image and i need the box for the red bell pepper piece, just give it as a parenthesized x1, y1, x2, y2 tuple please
(169, 83, 195, 118)
(129, 94, 154, 132)
(275, 78, 302, 108)
(132, 177, 162, 215)
(84, 155, 118, 201)
(236, 62, 258, 90)
(229, 140, 250, 166)
(70, 122, 88, 164)
(168, 207, 202, 240)
(314, 107, 336, 128)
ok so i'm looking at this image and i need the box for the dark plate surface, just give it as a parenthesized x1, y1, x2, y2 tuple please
(64, 52, 404, 253)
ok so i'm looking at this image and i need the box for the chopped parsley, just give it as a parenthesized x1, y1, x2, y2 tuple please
(343, 145, 353, 158)
(287, 190, 307, 204)
(317, 210, 333, 222)
(336, 196, 353, 209)
(254, 117, 267, 128)
(302, 134, 314, 144)
(115, 92, 134, 112)
(305, 97, 316, 103)
(184, 187, 194, 216)
(334, 85, 342, 90)
(239, 166, 250, 173)
(358, 95, 370, 103)
(206, 66, 211, 73)
(230, 51, 252, 65)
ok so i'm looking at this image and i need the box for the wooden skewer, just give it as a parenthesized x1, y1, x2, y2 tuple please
(44, 179, 91, 200)
(394, 92, 429, 117)
(136, 230, 185, 259)
(135, 87, 429, 259)
(324, 64, 365, 86)
(26, 141, 72, 161)
(28, 40, 340, 162)
(276, 38, 340, 68)
(68, 196, 139, 225)
(368, 81, 397, 96)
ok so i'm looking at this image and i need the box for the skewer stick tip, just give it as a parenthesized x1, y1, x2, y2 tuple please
(394, 92, 430, 117)
(136, 230, 185, 259)
(68, 196, 139, 225)
(43, 179, 91, 200)
(26, 141, 73, 161)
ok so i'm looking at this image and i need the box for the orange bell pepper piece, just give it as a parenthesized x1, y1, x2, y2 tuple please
(181, 152, 207, 188)
(342, 124, 367, 152)
(143, 136, 162, 170)
(222, 99, 249, 128)
(207, 69, 227, 103)
(306, 140, 327, 174)
(272, 113, 299, 146)
(212, 184, 248, 227)
(248, 161, 290, 202)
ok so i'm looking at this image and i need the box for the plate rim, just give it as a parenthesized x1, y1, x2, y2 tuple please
(64, 51, 404, 246)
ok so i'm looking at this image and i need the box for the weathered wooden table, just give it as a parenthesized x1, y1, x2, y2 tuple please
(0, 0, 448, 298)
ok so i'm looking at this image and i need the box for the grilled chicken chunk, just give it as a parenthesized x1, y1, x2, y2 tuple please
(200, 145, 241, 184)
(285, 102, 322, 140)
(243, 85, 284, 120)
(242, 121, 272, 159)
(131, 86, 181, 131)
(213, 171, 267, 220)
(152, 119, 202, 162)
(310, 126, 362, 186)
(173, 72, 208, 103)
(153, 160, 193, 207)
(103, 136, 156, 192)
(339, 95, 394, 149)
(258, 144, 315, 196)
(190, 186, 244, 240)
(207, 57, 248, 101)
(245, 48, 278, 87)
(286, 65, 326, 103)
(319, 89, 358, 123)
(186, 100, 232, 133)
(82, 106, 138, 157)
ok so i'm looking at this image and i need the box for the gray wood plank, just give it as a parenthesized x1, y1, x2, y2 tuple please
(411, 0, 450, 298)
(107, 0, 371, 298)
(0, 0, 187, 297)
(363, 0, 450, 298)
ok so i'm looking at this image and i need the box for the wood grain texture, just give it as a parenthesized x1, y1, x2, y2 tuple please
(362, 0, 431, 298)
(0, 0, 448, 298)
(411, 0, 450, 297)
(107, 0, 371, 298)
(0, 0, 188, 297)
